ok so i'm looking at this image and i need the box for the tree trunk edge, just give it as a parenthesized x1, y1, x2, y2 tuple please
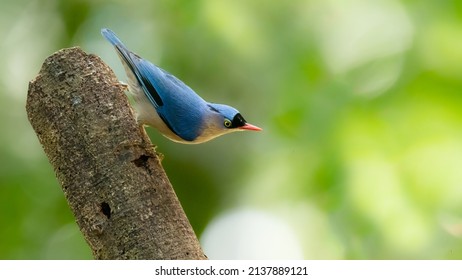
(26, 47, 207, 260)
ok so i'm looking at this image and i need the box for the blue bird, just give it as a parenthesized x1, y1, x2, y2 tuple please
(101, 28, 261, 144)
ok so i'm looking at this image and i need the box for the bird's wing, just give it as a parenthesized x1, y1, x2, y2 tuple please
(121, 50, 208, 141)
(117, 49, 165, 109)
(138, 62, 207, 142)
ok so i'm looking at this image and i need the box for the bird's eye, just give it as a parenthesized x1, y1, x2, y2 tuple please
(224, 118, 232, 128)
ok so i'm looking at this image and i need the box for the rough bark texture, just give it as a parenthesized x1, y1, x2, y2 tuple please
(26, 47, 207, 260)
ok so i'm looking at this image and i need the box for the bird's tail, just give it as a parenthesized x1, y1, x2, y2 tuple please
(101, 28, 126, 48)
(101, 28, 136, 75)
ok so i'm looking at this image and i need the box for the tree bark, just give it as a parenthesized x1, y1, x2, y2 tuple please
(26, 47, 207, 260)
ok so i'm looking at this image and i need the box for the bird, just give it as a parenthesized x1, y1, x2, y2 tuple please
(101, 28, 262, 144)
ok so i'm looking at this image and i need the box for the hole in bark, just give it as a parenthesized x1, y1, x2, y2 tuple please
(133, 154, 150, 168)
(101, 202, 111, 219)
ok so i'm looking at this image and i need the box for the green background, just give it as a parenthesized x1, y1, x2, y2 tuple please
(1, 0, 462, 259)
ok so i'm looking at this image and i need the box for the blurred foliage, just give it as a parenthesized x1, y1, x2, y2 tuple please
(1, 0, 462, 259)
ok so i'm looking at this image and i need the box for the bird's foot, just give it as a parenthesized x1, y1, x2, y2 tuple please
(117, 81, 129, 91)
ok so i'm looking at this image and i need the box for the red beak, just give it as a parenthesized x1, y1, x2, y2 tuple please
(240, 123, 262, 131)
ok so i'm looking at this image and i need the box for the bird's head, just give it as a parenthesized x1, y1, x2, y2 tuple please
(196, 103, 262, 142)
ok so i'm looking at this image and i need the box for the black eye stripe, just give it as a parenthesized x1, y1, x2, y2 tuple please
(207, 105, 247, 129)
(231, 113, 246, 128)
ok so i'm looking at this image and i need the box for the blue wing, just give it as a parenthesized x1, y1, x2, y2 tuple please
(101, 28, 207, 141)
